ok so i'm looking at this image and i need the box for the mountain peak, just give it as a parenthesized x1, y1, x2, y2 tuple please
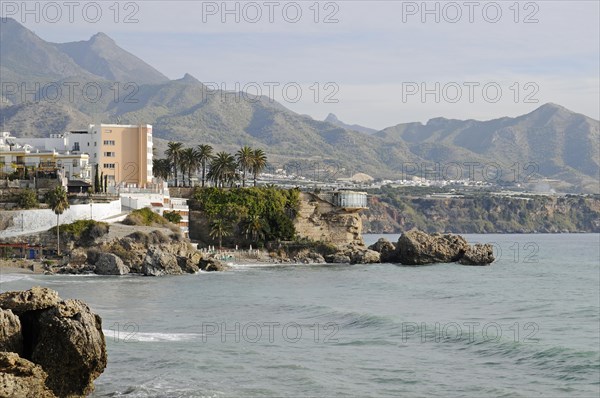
(178, 73, 201, 84)
(325, 113, 340, 123)
(89, 32, 115, 44)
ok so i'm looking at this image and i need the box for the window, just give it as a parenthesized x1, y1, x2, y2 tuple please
(103, 140, 115, 145)
(104, 152, 115, 157)
(72, 160, 77, 166)
(94, 142, 97, 146)
(103, 164, 115, 169)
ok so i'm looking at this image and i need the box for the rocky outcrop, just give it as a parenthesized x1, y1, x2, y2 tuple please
(293, 250, 326, 264)
(0, 287, 107, 397)
(325, 244, 380, 265)
(368, 230, 495, 265)
(368, 238, 396, 263)
(459, 244, 495, 265)
(95, 253, 130, 275)
(199, 257, 228, 272)
(51, 230, 218, 276)
(0, 352, 56, 398)
(294, 193, 365, 246)
(396, 230, 469, 265)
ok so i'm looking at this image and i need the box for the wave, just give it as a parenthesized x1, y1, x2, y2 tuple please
(103, 331, 203, 343)
(0, 274, 33, 283)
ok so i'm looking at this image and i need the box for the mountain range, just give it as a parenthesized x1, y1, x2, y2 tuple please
(1, 18, 598, 193)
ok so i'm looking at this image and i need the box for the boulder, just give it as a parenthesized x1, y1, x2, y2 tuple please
(324, 253, 352, 264)
(459, 243, 495, 265)
(0, 352, 56, 398)
(95, 253, 130, 275)
(396, 229, 469, 265)
(349, 248, 381, 264)
(0, 287, 60, 313)
(177, 256, 200, 273)
(199, 257, 228, 272)
(368, 238, 397, 262)
(0, 308, 23, 353)
(142, 248, 182, 276)
(32, 299, 107, 397)
(294, 250, 326, 264)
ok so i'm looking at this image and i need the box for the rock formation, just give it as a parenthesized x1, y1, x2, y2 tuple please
(396, 230, 469, 265)
(368, 229, 495, 265)
(368, 238, 397, 263)
(459, 243, 495, 265)
(0, 287, 107, 397)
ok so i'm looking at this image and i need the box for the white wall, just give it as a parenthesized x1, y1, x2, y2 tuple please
(0, 200, 122, 238)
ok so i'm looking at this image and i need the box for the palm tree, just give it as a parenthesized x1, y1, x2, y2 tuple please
(243, 214, 266, 243)
(208, 152, 238, 188)
(251, 149, 267, 187)
(209, 218, 232, 249)
(165, 142, 183, 187)
(236, 146, 254, 187)
(152, 158, 171, 181)
(180, 148, 198, 187)
(196, 144, 214, 188)
(46, 185, 70, 256)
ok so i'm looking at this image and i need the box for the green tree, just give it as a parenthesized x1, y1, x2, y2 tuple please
(46, 185, 70, 255)
(166, 142, 183, 187)
(94, 164, 100, 193)
(209, 218, 232, 248)
(236, 146, 254, 187)
(17, 189, 38, 209)
(251, 149, 267, 187)
(163, 211, 182, 224)
(180, 147, 198, 187)
(152, 158, 171, 181)
(242, 214, 266, 243)
(208, 152, 238, 188)
(196, 144, 214, 187)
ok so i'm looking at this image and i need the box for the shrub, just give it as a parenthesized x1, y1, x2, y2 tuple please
(50, 220, 109, 245)
(163, 211, 182, 224)
(16, 189, 39, 209)
(122, 208, 170, 227)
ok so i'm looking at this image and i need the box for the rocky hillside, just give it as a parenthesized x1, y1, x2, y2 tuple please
(362, 191, 600, 233)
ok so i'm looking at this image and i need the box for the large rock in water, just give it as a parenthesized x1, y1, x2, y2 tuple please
(459, 244, 495, 265)
(0, 287, 107, 397)
(368, 238, 396, 263)
(395, 230, 469, 265)
(0, 352, 56, 398)
(142, 248, 182, 276)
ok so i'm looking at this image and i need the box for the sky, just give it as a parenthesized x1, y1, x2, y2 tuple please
(4, 0, 599, 130)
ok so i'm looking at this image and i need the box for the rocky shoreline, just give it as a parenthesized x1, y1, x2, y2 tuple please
(0, 287, 107, 397)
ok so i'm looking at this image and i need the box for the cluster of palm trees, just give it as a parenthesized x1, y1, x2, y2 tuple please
(153, 142, 268, 188)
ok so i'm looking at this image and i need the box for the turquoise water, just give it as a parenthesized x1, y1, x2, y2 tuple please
(1, 234, 599, 397)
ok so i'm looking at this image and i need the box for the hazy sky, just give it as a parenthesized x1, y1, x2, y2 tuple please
(6, 0, 599, 129)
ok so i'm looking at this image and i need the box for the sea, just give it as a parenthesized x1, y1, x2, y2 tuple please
(1, 234, 599, 398)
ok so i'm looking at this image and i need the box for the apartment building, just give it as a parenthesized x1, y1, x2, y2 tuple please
(6, 124, 153, 188)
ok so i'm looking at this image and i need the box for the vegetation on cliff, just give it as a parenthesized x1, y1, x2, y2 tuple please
(191, 187, 300, 246)
(363, 187, 600, 233)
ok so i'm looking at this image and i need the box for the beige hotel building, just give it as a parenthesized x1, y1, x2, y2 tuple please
(4, 124, 153, 188)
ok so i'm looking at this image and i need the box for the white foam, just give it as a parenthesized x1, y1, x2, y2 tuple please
(0, 274, 31, 283)
(103, 331, 203, 342)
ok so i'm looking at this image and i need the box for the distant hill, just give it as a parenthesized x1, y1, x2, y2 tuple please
(1, 18, 598, 193)
(324, 113, 378, 135)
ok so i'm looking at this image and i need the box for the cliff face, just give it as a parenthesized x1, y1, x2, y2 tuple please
(294, 193, 364, 246)
(362, 194, 600, 233)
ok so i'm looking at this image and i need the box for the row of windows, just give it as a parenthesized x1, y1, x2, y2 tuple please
(104, 140, 115, 145)
(104, 152, 116, 157)
(103, 164, 116, 169)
